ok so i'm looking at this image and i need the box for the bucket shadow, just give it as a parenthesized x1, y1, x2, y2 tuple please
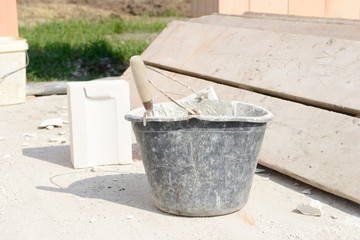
(256, 165, 360, 218)
(36, 173, 168, 216)
(22, 145, 72, 168)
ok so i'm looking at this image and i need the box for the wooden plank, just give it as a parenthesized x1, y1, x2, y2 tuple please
(0, 0, 18, 37)
(142, 21, 360, 115)
(325, 0, 360, 20)
(190, 14, 360, 41)
(218, 0, 249, 16)
(121, 67, 360, 204)
(288, 0, 325, 18)
(250, 0, 288, 15)
(190, 0, 219, 18)
(241, 11, 360, 25)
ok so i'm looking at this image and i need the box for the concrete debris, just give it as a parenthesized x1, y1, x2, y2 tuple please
(3, 154, 11, 160)
(89, 218, 97, 223)
(26, 81, 67, 96)
(301, 189, 312, 195)
(126, 215, 133, 220)
(46, 126, 55, 130)
(62, 120, 69, 124)
(49, 137, 66, 144)
(90, 167, 103, 172)
(294, 182, 300, 186)
(0, 136, 4, 141)
(58, 131, 66, 136)
(22, 143, 30, 146)
(23, 133, 37, 138)
(39, 118, 63, 129)
(297, 200, 323, 216)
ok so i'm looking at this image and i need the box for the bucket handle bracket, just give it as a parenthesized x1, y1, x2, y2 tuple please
(0, 51, 29, 84)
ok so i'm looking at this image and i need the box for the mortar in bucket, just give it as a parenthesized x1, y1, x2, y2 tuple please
(126, 56, 273, 216)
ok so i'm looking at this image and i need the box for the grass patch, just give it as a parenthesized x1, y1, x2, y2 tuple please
(19, 16, 169, 81)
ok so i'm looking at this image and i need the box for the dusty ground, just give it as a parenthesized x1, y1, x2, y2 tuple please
(0, 94, 359, 239)
(17, 0, 191, 25)
(6, 1, 360, 238)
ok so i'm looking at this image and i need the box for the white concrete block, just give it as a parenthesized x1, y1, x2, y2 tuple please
(67, 80, 132, 168)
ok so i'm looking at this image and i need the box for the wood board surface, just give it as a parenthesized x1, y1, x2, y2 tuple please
(121, 67, 360, 204)
(190, 14, 360, 40)
(142, 20, 360, 116)
(241, 12, 360, 26)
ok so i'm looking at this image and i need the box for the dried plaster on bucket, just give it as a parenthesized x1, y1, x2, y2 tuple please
(126, 99, 273, 216)
(126, 99, 273, 123)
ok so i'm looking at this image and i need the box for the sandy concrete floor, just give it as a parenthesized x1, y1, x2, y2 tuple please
(0, 95, 359, 240)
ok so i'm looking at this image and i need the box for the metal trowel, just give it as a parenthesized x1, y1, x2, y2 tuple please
(130, 55, 219, 124)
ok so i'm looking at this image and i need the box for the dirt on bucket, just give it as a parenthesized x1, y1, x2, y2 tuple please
(126, 97, 273, 216)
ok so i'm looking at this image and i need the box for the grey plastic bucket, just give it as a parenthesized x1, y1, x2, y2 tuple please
(126, 99, 273, 216)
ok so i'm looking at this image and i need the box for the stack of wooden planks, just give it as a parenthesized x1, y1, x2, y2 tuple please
(121, 13, 360, 204)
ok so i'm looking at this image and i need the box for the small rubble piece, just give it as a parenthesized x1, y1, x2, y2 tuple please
(23, 133, 37, 138)
(58, 131, 66, 136)
(126, 215, 133, 220)
(39, 118, 63, 129)
(22, 143, 30, 147)
(0, 136, 4, 141)
(90, 167, 102, 172)
(89, 218, 97, 223)
(294, 182, 300, 186)
(301, 189, 312, 195)
(3, 154, 11, 160)
(297, 200, 323, 216)
(46, 126, 54, 130)
(49, 137, 66, 144)
(62, 120, 69, 124)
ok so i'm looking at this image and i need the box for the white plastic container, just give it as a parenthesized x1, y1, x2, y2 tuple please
(0, 36, 28, 106)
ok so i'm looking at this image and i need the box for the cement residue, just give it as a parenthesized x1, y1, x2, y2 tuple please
(126, 99, 273, 123)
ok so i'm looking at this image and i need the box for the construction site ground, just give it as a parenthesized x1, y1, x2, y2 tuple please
(0, 94, 359, 240)
(4, 1, 360, 238)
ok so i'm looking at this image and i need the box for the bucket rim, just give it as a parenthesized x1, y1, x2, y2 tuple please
(0, 37, 28, 53)
(125, 100, 273, 123)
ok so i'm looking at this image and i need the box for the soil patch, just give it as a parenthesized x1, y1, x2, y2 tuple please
(17, 0, 191, 24)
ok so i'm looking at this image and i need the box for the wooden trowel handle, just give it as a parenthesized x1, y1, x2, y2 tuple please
(130, 55, 153, 111)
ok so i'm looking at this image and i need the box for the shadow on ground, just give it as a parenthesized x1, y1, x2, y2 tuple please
(22, 144, 359, 218)
(23, 144, 165, 215)
(36, 173, 170, 216)
(22, 144, 141, 168)
(256, 165, 360, 218)
(22, 145, 72, 168)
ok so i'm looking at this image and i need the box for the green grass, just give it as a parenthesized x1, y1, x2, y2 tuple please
(19, 16, 169, 81)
